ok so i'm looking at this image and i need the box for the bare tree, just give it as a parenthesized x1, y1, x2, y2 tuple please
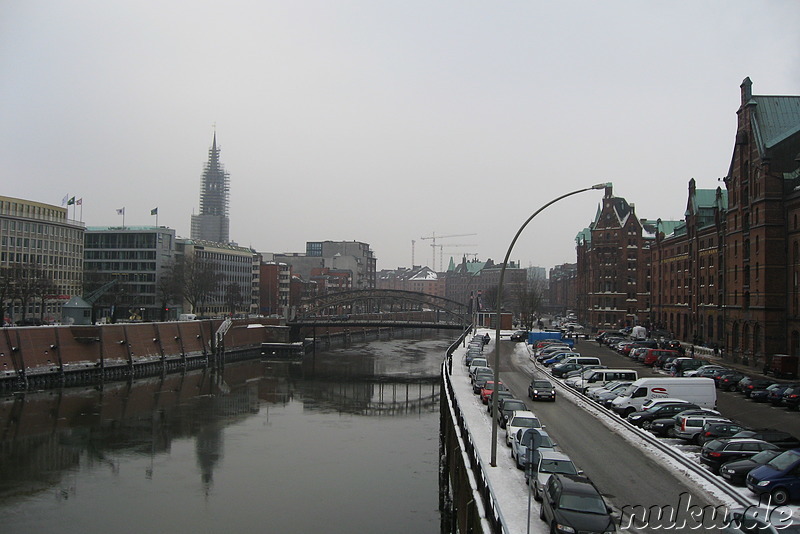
(512, 278, 546, 330)
(0, 267, 13, 324)
(169, 255, 221, 315)
(224, 282, 243, 316)
(11, 264, 54, 321)
(156, 265, 182, 321)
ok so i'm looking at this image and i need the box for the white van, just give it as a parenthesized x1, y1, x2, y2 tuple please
(611, 377, 717, 416)
(559, 356, 601, 367)
(577, 369, 638, 394)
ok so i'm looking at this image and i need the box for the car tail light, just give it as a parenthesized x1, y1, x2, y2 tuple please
(681, 419, 687, 431)
(709, 451, 722, 458)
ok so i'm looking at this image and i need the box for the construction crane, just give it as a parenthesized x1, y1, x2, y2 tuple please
(420, 232, 477, 270)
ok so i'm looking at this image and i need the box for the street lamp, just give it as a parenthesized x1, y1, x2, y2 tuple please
(489, 182, 609, 466)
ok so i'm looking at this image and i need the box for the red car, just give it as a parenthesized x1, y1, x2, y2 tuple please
(480, 381, 507, 404)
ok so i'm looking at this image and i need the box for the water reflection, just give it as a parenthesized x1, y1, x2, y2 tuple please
(0, 332, 447, 534)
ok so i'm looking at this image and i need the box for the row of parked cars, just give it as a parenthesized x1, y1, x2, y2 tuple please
(465, 334, 617, 533)
(585, 336, 800, 506)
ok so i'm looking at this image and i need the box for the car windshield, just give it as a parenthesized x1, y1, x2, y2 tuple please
(539, 460, 578, 475)
(503, 402, 526, 412)
(533, 381, 552, 388)
(750, 450, 780, 463)
(513, 417, 541, 429)
(559, 493, 608, 514)
(767, 451, 800, 471)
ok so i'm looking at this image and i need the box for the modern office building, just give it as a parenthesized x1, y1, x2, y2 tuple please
(273, 240, 377, 292)
(0, 195, 85, 323)
(177, 239, 259, 316)
(190, 132, 230, 244)
(83, 226, 177, 321)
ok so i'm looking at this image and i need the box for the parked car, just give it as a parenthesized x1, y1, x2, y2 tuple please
(694, 365, 730, 379)
(528, 379, 556, 402)
(780, 384, 800, 410)
(716, 370, 748, 391)
(731, 429, 800, 450)
(505, 410, 543, 446)
(480, 381, 507, 404)
(674, 413, 732, 444)
(472, 369, 495, 393)
(697, 421, 749, 445)
(700, 438, 779, 474)
(511, 427, 555, 470)
(768, 384, 800, 407)
(530, 450, 580, 500)
(738, 377, 777, 398)
(496, 398, 528, 428)
(469, 365, 491, 383)
(671, 358, 708, 377)
(509, 330, 529, 342)
(626, 402, 701, 430)
(751, 383, 784, 403)
(486, 389, 514, 415)
(719, 449, 783, 486)
(539, 474, 615, 534)
(747, 448, 800, 505)
(648, 409, 721, 438)
(593, 382, 634, 408)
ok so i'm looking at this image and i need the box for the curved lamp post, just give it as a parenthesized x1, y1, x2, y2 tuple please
(489, 182, 610, 466)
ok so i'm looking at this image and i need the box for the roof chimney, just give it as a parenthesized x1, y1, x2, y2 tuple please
(741, 77, 753, 105)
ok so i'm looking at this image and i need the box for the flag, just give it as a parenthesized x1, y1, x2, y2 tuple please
(150, 207, 158, 216)
(116, 208, 125, 215)
(76, 198, 82, 206)
(61, 195, 69, 206)
(67, 196, 75, 205)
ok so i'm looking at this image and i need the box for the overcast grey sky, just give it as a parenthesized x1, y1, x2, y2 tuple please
(2, 1, 799, 272)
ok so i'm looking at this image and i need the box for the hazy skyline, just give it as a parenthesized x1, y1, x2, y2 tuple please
(3, 2, 799, 271)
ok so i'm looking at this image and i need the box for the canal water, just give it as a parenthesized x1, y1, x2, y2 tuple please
(0, 331, 452, 534)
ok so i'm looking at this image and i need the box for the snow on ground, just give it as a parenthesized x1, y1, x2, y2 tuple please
(449, 330, 547, 534)
(448, 328, 800, 533)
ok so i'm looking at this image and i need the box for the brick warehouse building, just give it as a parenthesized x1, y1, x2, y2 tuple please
(575, 184, 663, 330)
(651, 180, 727, 347)
(575, 78, 800, 373)
(720, 77, 800, 365)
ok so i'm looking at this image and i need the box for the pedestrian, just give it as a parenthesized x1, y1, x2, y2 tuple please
(483, 333, 490, 345)
(690, 345, 695, 358)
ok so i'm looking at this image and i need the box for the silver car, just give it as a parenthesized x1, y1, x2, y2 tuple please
(530, 450, 580, 500)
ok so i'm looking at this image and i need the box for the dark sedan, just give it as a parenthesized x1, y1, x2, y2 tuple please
(715, 370, 747, 391)
(781, 384, 800, 410)
(700, 438, 779, 474)
(768, 384, 799, 406)
(510, 330, 529, 342)
(528, 379, 556, 402)
(738, 377, 777, 398)
(697, 421, 748, 446)
(732, 429, 800, 450)
(718, 449, 783, 485)
(751, 383, 784, 403)
(626, 402, 700, 430)
(497, 398, 528, 428)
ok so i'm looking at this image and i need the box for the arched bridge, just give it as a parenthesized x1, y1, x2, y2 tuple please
(288, 289, 469, 331)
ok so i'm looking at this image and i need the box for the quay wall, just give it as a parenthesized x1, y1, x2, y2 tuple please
(0, 318, 291, 391)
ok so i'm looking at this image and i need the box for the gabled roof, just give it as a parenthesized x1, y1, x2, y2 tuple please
(751, 95, 800, 153)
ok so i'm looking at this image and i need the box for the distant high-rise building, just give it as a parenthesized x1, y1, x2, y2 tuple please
(191, 132, 230, 244)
